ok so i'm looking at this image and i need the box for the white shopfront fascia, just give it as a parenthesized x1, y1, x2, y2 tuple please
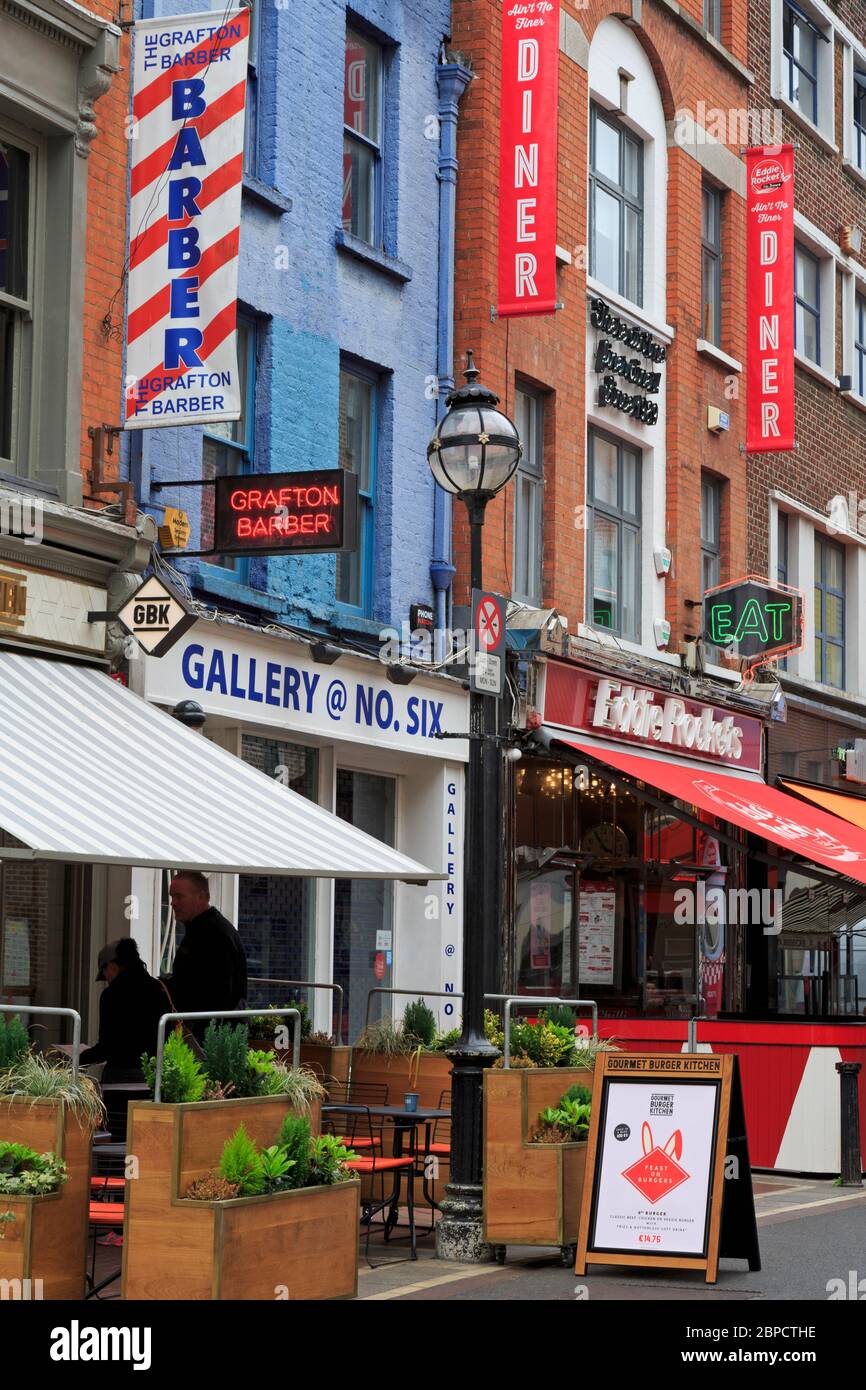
(130, 621, 468, 1034)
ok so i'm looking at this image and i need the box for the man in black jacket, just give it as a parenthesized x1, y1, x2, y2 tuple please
(165, 871, 248, 1026)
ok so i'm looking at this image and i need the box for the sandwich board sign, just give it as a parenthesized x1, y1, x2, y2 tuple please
(575, 1053, 759, 1284)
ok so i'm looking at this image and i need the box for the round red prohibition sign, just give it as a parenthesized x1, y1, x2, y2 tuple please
(476, 597, 502, 651)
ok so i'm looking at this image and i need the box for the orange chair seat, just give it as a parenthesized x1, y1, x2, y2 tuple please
(88, 1201, 125, 1226)
(425, 1143, 451, 1157)
(345, 1156, 415, 1174)
(91, 1176, 126, 1191)
(339, 1136, 381, 1149)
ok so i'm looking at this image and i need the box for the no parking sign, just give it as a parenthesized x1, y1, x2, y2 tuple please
(471, 589, 506, 697)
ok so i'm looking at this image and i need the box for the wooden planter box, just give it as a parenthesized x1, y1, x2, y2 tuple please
(121, 1094, 359, 1300)
(350, 1049, 452, 1111)
(299, 1042, 352, 1091)
(0, 1098, 92, 1299)
(483, 1068, 592, 1249)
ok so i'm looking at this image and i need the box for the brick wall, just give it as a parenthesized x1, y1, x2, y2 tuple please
(450, 0, 751, 653)
(80, 4, 131, 502)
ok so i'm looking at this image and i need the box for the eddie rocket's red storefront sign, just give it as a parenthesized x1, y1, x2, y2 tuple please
(746, 145, 795, 453)
(497, 1, 559, 318)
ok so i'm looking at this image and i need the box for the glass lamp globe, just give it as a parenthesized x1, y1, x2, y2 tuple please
(427, 352, 522, 498)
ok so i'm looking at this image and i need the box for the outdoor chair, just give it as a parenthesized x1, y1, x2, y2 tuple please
(322, 1100, 416, 1266)
(86, 1198, 125, 1299)
(326, 1080, 388, 1151)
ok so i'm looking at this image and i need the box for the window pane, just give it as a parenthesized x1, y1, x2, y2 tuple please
(790, 15, 817, 73)
(701, 186, 718, 245)
(827, 543, 844, 592)
(624, 204, 641, 304)
(592, 185, 620, 292)
(795, 248, 818, 306)
(701, 476, 720, 545)
(593, 116, 620, 183)
(623, 135, 640, 198)
(344, 30, 380, 143)
(205, 323, 250, 446)
(0, 143, 29, 300)
(814, 583, 822, 633)
(701, 248, 719, 342)
(778, 513, 788, 582)
(622, 447, 639, 516)
(592, 435, 618, 507)
(825, 592, 844, 640)
(592, 516, 618, 629)
(202, 437, 245, 571)
(339, 373, 373, 492)
(825, 643, 844, 688)
(702, 548, 721, 593)
(622, 526, 639, 640)
(796, 303, 819, 363)
(342, 135, 376, 243)
(792, 68, 817, 120)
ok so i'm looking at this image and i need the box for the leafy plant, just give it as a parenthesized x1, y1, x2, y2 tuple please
(276, 1113, 311, 1190)
(249, 1001, 311, 1042)
(540, 1005, 577, 1031)
(560, 1083, 592, 1107)
(308, 1134, 357, 1186)
(185, 1174, 240, 1201)
(141, 1027, 206, 1104)
(0, 1211, 15, 1238)
(202, 1021, 250, 1095)
(252, 1061, 324, 1111)
(434, 1027, 462, 1051)
(403, 999, 437, 1048)
(0, 1052, 106, 1128)
(356, 1019, 415, 1058)
(258, 1144, 295, 1189)
(0, 1144, 67, 1195)
(511, 1019, 575, 1067)
(218, 1125, 265, 1196)
(201, 1079, 236, 1101)
(530, 1084, 592, 1144)
(0, 1014, 30, 1070)
(570, 1036, 620, 1069)
(306, 1030, 336, 1047)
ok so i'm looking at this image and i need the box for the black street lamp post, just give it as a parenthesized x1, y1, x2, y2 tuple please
(428, 353, 521, 1261)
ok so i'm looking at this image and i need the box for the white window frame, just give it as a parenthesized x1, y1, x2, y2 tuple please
(793, 213, 839, 388)
(841, 41, 866, 188)
(771, 0, 836, 152)
(512, 384, 545, 608)
(841, 263, 866, 412)
(0, 119, 43, 480)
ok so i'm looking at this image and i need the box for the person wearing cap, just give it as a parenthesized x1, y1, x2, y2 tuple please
(80, 938, 171, 1085)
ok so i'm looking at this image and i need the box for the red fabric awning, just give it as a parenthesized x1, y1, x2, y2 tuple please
(560, 739, 866, 886)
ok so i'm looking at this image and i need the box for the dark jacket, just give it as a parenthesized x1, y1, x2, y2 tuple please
(80, 963, 170, 1073)
(164, 906, 248, 1019)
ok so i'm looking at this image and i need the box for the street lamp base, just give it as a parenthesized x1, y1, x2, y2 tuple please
(435, 1182, 498, 1263)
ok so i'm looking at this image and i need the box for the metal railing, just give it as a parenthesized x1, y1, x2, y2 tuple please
(0, 1004, 82, 1083)
(362, 986, 463, 1038)
(153, 1008, 301, 1103)
(491, 996, 599, 1069)
(248, 978, 346, 1047)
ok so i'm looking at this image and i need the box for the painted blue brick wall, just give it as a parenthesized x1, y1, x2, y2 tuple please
(131, 0, 452, 638)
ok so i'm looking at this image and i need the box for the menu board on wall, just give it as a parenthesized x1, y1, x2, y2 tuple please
(2, 918, 30, 990)
(576, 1054, 760, 1284)
(579, 881, 615, 986)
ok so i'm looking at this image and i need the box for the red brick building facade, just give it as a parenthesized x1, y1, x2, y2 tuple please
(746, 0, 866, 789)
(450, 0, 752, 660)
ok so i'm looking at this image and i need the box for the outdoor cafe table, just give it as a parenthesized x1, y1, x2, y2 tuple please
(321, 1104, 449, 1226)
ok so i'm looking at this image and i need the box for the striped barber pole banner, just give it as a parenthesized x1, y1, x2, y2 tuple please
(124, 8, 249, 429)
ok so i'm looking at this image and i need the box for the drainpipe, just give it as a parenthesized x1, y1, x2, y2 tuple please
(431, 59, 473, 661)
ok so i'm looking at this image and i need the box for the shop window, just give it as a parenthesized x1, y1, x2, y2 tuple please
(243, 0, 262, 179)
(794, 243, 821, 366)
(0, 854, 73, 1018)
(333, 770, 395, 1044)
(200, 318, 256, 578)
(515, 863, 577, 998)
(814, 533, 845, 688)
(589, 104, 643, 307)
(343, 25, 383, 247)
(512, 385, 545, 607)
(0, 136, 33, 475)
(337, 364, 377, 615)
(700, 184, 722, 347)
(776, 869, 866, 1016)
(238, 738, 318, 1006)
(587, 428, 641, 642)
(704, 0, 721, 40)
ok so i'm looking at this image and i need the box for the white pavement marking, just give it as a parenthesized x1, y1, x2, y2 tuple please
(756, 1192, 866, 1219)
(360, 1264, 513, 1299)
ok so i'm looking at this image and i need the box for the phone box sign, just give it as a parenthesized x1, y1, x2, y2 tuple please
(543, 663, 762, 773)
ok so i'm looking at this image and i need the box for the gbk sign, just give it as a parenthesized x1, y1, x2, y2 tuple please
(117, 575, 196, 658)
(703, 576, 803, 666)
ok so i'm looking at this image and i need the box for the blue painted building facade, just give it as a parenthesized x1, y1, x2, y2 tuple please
(130, 0, 461, 641)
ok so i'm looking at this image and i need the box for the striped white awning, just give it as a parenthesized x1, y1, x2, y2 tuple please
(0, 653, 437, 879)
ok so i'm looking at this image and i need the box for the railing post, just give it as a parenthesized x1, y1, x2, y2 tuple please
(836, 1061, 863, 1187)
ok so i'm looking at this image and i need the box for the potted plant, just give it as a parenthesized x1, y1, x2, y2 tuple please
(141, 1114, 360, 1300)
(249, 1003, 352, 1093)
(482, 1010, 616, 1256)
(123, 1023, 353, 1300)
(351, 999, 454, 1110)
(0, 1018, 104, 1300)
(0, 1142, 70, 1298)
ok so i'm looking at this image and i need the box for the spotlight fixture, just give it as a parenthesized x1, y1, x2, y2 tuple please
(386, 664, 417, 686)
(310, 641, 342, 665)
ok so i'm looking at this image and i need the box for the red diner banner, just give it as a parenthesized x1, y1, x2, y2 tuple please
(746, 145, 795, 453)
(497, 0, 560, 318)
